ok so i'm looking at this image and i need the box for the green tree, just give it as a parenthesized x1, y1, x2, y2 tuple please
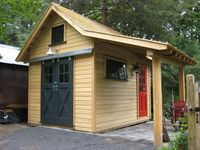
(41, 0, 200, 103)
(2, 0, 200, 104)
(0, 0, 42, 46)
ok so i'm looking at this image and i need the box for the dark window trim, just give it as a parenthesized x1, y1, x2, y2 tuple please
(59, 63, 69, 83)
(51, 24, 65, 45)
(49, 41, 66, 47)
(104, 56, 128, 81)
(43, 65, 53, 84)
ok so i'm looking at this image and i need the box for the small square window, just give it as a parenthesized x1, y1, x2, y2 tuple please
(105, 57, 128, 80)
(51, 25, 64, 45)
(59, 63, 69, 83)
(43, 66, 53, 83)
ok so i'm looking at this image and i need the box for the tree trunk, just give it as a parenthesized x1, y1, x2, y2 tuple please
(101, 0, 108, 26)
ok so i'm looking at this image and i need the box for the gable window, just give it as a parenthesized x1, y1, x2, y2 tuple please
(105, 57, 128, 80)
(51, 24, 64, 45)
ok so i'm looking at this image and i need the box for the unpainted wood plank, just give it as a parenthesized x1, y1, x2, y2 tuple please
(179, 66, 185, 100)
(186, 75, 196, 150)
(75, 114, 92, 119)
(94, 44, 151, 132)
(29, 14, 94, 59)
(75, 109, 92, 114)
(75, 83, 92, 88)
(96, 116, 137, 125)
(74, 122, 92, 128)
(74, 55, 94, 132)
(96, 120, 137, 131)
(28, 63, 41, 125)
(152, 55, 163, 146)
(74, 126, 92, 132)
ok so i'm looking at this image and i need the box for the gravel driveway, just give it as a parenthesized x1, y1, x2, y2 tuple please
(0, 125, 155, 150)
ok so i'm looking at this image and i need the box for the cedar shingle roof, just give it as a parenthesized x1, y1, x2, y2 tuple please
(16, 2, 196, 65)
(55, 3, 122, 36)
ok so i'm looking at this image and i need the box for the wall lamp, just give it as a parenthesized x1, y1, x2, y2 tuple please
(133, 63, 140, 74)
(46, 47, 59, 56)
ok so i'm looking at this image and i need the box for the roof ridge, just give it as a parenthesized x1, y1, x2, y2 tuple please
(52, 3, 168, 46)
(16, 2, 196, 65)
(53, 3, 122, 35)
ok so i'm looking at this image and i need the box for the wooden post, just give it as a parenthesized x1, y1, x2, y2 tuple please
(152, 55, 163, 146)
(194, 82, 200, 150)
(186, 75, 196, 150)
(179, 66, 185, 101)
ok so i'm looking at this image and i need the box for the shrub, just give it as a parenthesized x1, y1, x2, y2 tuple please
(159, 117, 188, 150)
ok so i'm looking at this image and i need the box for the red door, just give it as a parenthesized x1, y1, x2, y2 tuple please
(139, 65, 147, 117)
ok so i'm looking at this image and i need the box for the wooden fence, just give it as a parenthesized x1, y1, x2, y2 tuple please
(186, 74, 200, 150)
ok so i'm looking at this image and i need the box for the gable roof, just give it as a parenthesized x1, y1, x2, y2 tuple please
(16, 2, 196, 65)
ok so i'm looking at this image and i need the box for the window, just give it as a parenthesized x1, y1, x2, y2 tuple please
(139, 66, 147, 92)
(59, 63, 69, 83)
(105, 57, 128, 80)
(44, 66, 53, 83)
(51, 24, 64, 45)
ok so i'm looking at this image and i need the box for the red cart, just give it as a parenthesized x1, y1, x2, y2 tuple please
(170, 100, 187, 124)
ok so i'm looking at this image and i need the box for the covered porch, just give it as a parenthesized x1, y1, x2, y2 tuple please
(147, 46, 196, 146)
(94, 39, 196, 146)
(101, 119, 174, 144)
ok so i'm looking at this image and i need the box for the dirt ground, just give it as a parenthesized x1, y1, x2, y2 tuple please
(0, 124, 27, 139)
(0, 121, 175, 150)
(0, 124, 155, 150)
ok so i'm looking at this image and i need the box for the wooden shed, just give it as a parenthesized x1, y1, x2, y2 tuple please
(0, 44, 28, 109)
(16, 3, 196, 145)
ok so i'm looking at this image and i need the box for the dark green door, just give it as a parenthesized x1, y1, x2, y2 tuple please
(41, 57, 73, 127)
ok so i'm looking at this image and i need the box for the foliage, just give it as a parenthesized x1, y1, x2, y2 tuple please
(162, 64, 179, 119)
(159, 117, 188, 150)
(1, 0, 200, 112)
(186, 54, 200, 80)
(170, 117, 188, 150)
(158, 147, 170, 150)
(58, 0, 200, 103)
(0, 0, 43, 46)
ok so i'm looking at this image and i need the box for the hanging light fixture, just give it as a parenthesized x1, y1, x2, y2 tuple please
(46, 47, 54, 55)
(133, 63, 140, 74)
(46, 47, 59, 56)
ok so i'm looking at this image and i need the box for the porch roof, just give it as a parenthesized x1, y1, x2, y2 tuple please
(16, 2, 196, 65)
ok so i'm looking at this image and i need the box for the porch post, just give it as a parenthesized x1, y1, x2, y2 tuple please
(178, 66, 185, 101)
(152, 54, 163, 146)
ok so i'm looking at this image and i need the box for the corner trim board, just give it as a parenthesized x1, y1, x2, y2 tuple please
(28, 48, 93, 63)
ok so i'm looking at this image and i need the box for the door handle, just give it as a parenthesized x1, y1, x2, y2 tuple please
(55, 85, 58, 91)
(52, 84, 58, 91)
(52, 85, 57, 91)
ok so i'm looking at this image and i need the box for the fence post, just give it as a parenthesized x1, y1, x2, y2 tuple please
(186, 74, 196, 150)
(194, 82, 200, 150)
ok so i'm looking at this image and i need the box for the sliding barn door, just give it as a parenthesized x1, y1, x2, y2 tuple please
(41, 58, 73, 127)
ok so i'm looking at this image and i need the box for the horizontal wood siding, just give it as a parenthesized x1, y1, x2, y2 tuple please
(28, 62, 41, 124)
(27, 12, 94, 129)
(94, 43, 151, 131)
(29, 13, 93, 59)
(74, 55, 94, 131)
